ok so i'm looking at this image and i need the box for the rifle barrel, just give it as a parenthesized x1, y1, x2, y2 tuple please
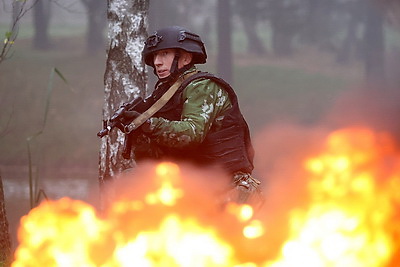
(97, 125, 111, 138)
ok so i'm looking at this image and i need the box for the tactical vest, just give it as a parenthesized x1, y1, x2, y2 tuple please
(143, 72, 255, 174)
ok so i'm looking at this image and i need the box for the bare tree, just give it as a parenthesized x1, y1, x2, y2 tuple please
(364, 0, 386, 87)
(0, 0, 38, 63)
(80, 0, 107, 55)
(234, 0, 267, 55)
(336, 0, 365, 64)
(148, 0, 178, 31)
(32, 0, 52, 50)
(99, 0, 149, 202)
(217, 0, 233, 83)
(269, 0, 305, 57)
(0, 1, 40, 262)
(0, 175, 11, 266)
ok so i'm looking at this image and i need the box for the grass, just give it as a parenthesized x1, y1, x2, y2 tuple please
(232, 52, 359, 132)
(0, 23, 86, 40)
(203, 45, 361, 132)
(0, 36, 105, 170)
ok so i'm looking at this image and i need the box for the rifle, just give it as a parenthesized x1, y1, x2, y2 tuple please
(97, 97, 144, 159)
(97, 71, 191, 159)
(97, 97, 143, 138)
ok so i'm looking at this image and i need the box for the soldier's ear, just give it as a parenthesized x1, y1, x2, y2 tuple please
(182, 51, 193, 65)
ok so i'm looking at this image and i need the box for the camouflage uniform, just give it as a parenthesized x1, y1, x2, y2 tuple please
(140, 67, 231, 150)
(134, 26, 262, 204)
(133, 67, 261, 204)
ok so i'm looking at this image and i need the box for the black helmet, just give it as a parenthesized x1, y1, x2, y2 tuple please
(143, 26, 207, 67)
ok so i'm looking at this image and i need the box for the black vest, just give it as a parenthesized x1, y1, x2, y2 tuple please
(141, 72, 254, 174)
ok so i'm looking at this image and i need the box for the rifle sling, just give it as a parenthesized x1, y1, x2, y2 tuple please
(124, 71, 199, 134)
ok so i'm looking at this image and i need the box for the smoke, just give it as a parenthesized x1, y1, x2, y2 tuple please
(253, 75, 400, 183)
(327, 86, 400, 140)
(12, 78, 400, 265)
(248, 75, 400, 259)
(104, 160, 231, 209)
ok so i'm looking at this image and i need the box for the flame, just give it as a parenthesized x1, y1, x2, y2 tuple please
(11, 128, 400, 266)
(12, 162, 265, 267)
(265, 127, 400, 267)
(145, 162, 184, 206)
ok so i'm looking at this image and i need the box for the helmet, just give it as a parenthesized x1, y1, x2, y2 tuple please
(143, 26, 207, 67)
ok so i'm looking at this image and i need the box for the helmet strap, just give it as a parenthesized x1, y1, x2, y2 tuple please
(169, 50, 181, 77)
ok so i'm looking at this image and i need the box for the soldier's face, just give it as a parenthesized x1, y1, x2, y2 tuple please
(153, 49, 175, 79)
(153, 49, 192, 79)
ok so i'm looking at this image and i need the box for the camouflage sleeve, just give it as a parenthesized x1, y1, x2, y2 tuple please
(141, 79, 231, 148)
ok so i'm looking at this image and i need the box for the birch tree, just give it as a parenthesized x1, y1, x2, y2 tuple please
(0, 175, 11, 265)
(99, 0, 149, 189)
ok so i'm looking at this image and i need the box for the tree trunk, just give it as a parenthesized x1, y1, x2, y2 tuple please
(148, 0, 179, 32)
(32, 0, 52, 50)
(0, 175, 11, 265)
(336, 13, 359, 64)
(81, 0, 107, 55)
(363, 0, 386, 88)
(235, 0, 267, 55)
(217, 0, 233, 83)
(302, 0, 319, 44)
(241, 16, 267, 55)
(99, 0, 149, 201)
(269, 1, 297, 57)
(11, 1, 21, 40)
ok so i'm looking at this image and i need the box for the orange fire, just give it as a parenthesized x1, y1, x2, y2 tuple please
(265, 127, 400, 267)
(12, 162, 266, 267)
(11, 127, 400, 266)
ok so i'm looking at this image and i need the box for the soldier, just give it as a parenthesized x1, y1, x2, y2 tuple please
(118, 26, 261, 203)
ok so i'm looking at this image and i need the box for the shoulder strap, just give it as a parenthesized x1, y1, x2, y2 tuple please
(178, 72, 239, 106)
(124, 71, 199, 133)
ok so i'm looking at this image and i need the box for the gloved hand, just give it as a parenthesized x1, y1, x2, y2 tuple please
(120, 110, 141, 125)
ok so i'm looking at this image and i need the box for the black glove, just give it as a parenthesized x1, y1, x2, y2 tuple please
(120, 110, 141, 125)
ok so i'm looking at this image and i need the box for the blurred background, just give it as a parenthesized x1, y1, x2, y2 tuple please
(1, 0, 400, 249)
